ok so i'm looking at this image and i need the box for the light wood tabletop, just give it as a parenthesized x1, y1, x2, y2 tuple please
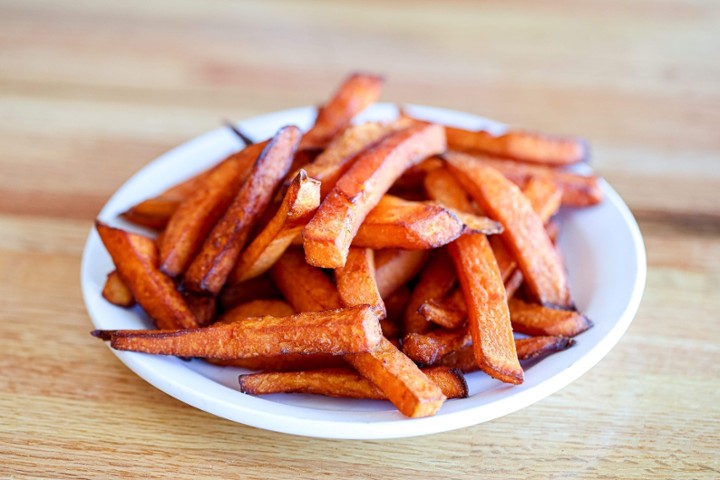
(1, 1, 718, 478)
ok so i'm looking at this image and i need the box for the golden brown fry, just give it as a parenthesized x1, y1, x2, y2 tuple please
(445, 126, 587, 166)
(159, 143, 263, 277)
(346, 337, 446, 418)
(101, 270, 135, 308)
(522, 176, 562, 223)
(100, 305, 383, 359)
(229, 170, 321, 284)
(303, 123, 446, 268)
(217, 299, 295, 324)
(456, 153, 602, 207)
(270, 248, 343, 312)
(218, 274, 281, 311)
(402, 328, 472, 366)
(238, 366, 467, 400)
(299, 72, 385, 151)
(515, 336, 575, 361)
(509, 298, 592, 337)
(445, 151, 572, 309)
(403, 249, 457, 335)
(302, 119, 411, 197)
(374, 249, 428, 299)
(335, 247, 386, 318)
(185, 126, 300, 295)
(352, 195, 501, 250)
(449, 234, 524, 384)
(423, 166, 475, 213)
(96, 221, 198, 330)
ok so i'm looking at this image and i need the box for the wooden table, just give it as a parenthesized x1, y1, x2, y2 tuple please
(2, 1, 718, 478)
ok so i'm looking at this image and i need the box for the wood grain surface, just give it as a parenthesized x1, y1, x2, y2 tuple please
(1, 1, 718, 478)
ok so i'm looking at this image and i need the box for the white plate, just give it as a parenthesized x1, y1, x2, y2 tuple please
(81, 104, 646, 439)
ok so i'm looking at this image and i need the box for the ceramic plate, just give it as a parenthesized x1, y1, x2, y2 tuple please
(81, 104, 646, 439)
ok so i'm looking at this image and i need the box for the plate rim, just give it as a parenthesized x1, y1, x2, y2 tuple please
(81, 103, 646, 439)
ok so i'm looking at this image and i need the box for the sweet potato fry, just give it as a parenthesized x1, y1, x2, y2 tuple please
(418, 289, 466, 330)
(352, 195, 502, 250)
(303, 123, 446, 268)
(515, 336, 575, 361)
(182, 293, 217, 327)
(120, 197, 180, 230)
(159, 143, 263, 277)
(504, 269, 525, 299)
(402, 328, 472, 366)
(299, 72, 385, 151)
(448, 234, 524, 384)
(102, 270, 135, 308)
(96, 222, 198, 330)
(270, 248, 343, 312)
(209, 353, 347, 372)
(217, 299, 294, 325)
(455, 153, 602, 207)
(97, 305, 383, 359)
(335, 247, 386, 318)
(238, 366, 467, 400)
(374, 249, 428, 299)
(229, 170, 321, 284)
(403, 249, 457, 334)
(346, 337, 446, 418)
(445, 126, 587, 166)
(445, 152, 572, 309)
(509, 298, 592, 337)
(522, 176, 562, 223)
(380, 286, 408, 341)
(185, 126, 300, 295)
(218, 274, 281, 311)
(423, 166, 475, 213)
(302, 119, 411, 197)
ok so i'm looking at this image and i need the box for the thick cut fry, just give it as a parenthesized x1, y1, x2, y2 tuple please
(218, 274, 281, 311)
(101, 270, 135, 308)
(402, 328, 472, 366)
(217, 299, 294, 324)
(423, 167, 475, 214)
(270, 248, 343, 312)
(238, 366, 467, 400)
(448, 234, 524, 384)
(445, 152, 572, 309)
(209, 354, 346, 372)
(445, 126, 587, 166)
(346, 337, 446, 418)
(98, 305, 383, 359)
(374, 249, 428, 299)
(299, 72, 385, 151)
(303, 123, 446, 268)
(185, 126, 300, 295)
(418, 289, 467, 330)
(230, 170, 321, 284)
(523, 176, 562, 223)
(509, 298, 593, 337)
(96, 222, 198, 330)
(403, 250, 457, 335)
(455, 153, 602, 207)
(515, 336, 575, 361)
(120, 198, 180, 230)
(335, 247, 386, 318)
(160, 143, 263, 277)
(302, 119, 411, 197)
(352, 195, 502, 250)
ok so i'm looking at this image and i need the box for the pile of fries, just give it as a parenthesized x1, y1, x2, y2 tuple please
(92, 73, 599, 418)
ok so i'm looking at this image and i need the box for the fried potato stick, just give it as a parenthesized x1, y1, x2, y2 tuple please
(101, 270, 135, 308)
(335, 247, 386, 318)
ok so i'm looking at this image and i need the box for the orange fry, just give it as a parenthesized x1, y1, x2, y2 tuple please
(423, 166, 475, 213)
(418, 289, 467, 330)
(374, 249, 428, 299)
(300, 72, 385, 151)
(303, 122, 446, 268)
(229, 170, 320, 284)
(347, 337, 446, 418)
(445, 151, 572, 309)
(445, 126, 587, 166)
(101, 270, 135, 308)
(185, 126, 300, 295)
(218, 274, 281, 311)
(238, 366, 467, 400)
(270, 248, 343, 312)
(96, 222, 198, 330)
(402, 328, 472, 366)
(98, 305, 383, 359)
(159, 143, 263, 277)
(509, 298, 593, 337)
(403, 249, 457, 335)
(209, 354, 346, 372)
(217, 299, 295, 324)
(335, 247, 386, 319)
